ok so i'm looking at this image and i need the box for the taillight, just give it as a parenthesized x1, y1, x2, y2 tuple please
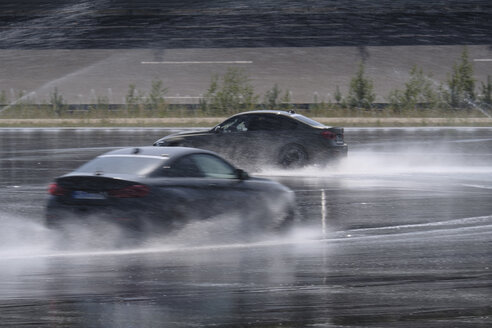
(108, 185, 149, 198)
(48, 183, 68, 196)
(321, 131, 336, 140)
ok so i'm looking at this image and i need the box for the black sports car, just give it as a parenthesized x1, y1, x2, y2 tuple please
(153, 110, 348, 168)
(45, 146, 295, 236)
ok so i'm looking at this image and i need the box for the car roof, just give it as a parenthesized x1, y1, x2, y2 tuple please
(63, 147, 227, 179)
(101, 146, 216, 161)
(232, 110, 296, 117)
(229, 110, 329, 128)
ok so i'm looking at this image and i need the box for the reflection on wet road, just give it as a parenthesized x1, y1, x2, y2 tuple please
(0, 127, 491, 327)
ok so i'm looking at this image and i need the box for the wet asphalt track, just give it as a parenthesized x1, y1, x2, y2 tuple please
(0, 127, 491, 327)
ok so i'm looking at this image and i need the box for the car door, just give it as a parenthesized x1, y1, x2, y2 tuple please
(241, 114, 300, 164)
(187, 153, 251, 216)
(155, 153, 253, 222)
(210, 114, 251, 163)
(189, 152, 293, 231)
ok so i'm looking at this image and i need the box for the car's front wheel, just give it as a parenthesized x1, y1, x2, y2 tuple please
(274, 206, 296, 233)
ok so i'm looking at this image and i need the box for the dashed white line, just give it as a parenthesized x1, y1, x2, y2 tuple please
(141, 61, 253, 64)
(164, 96, 202, 99)
(474, 59, 492, 62)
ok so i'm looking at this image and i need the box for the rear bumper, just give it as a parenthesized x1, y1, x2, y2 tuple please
(45, 201, 149, 230)
(313, 144, 348, 163)
(331, 144, 348, 156)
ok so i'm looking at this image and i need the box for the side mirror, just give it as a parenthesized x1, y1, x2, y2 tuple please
(213, 126, 221, 134)
(236, 169, 250, 180)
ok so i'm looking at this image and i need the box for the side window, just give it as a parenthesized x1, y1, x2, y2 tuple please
(247, 116, 262, 131)
(261, 116, 283, 130)
(247, 115, 297, 131)
(278, 117, 298, 130)
(166, 155, 204, 177)
(219, 116, 249, 133)
(189, 154, 237, 179)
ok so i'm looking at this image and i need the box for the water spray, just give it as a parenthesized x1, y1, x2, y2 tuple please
(0, 0, 113, 114)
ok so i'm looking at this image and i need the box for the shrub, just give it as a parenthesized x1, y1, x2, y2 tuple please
(50, 87, 65, 116)
(147, 79, 168, 111)
(480, 75, 491, 105)
(334, 85, 342, 105)
(445, 47, 475, 108)
(263, 84, 292, 110)
(125, 84, 145, 110)
(263, 84, 281, 109)
(347, 62, 375, 109)
(388, 65, 438, 111)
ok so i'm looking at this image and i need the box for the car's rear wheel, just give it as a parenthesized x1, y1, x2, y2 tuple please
(278, 144, 308, 168)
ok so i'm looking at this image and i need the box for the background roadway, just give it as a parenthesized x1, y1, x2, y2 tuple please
(0, 0, 490, 104)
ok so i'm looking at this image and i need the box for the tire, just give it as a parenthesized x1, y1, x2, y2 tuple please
(278, 144, 308, 168)
(275, 207, 296, 233)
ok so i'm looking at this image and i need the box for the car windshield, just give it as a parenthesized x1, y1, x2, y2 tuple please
(291, 114, 326, 128)
(215, 117, 249, 133)
(75, 155, 164, 176)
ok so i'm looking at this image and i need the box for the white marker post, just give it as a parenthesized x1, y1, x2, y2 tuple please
(321, 189, 327, 236)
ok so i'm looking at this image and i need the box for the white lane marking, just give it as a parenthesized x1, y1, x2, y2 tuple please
(164, 96, 202, 99)
(474, 59, 492, 62)
(141, 61, 253, 64)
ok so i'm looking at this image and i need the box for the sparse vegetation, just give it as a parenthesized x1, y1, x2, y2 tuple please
(0, 47, 490, 126)
(200, 67, 258, 114)
(387, 65, 439, 112)
(125, 83, 144, 111)
(263, 84, 281, 109)
(147, 79, 168, 111)
(263, 84, 292, 110)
